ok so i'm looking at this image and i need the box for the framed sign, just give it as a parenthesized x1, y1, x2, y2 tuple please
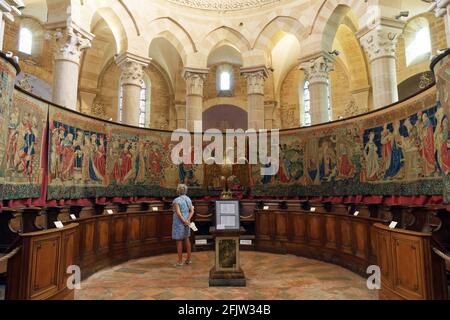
(215, 201, 240, 230)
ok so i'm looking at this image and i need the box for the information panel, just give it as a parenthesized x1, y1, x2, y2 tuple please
(215, 201, 240, 230)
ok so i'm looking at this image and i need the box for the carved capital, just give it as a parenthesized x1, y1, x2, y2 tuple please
(47, 27, 92, 64)
(299, 55, 334, 84)
(115, 53, 151, 87)
(241, 67, 268, 95)
(183, 68, 208, 96)
(360, 27, 400, 62)
(0, 0, 23, 23)
(434, 0, 450, 17)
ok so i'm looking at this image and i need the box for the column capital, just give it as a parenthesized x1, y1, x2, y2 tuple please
(359, 23, 402, 62)
(299, 54, 334, 84)
(0, 0, 24, 23)
(183, 67, 208, 96)
(434, 0, 450, 17)
(241, 66, 268, 95)
(116, 53, 151, 87)
(47, 26, 93, 64)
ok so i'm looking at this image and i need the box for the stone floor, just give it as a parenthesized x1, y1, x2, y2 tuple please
(76, 252, 378, 300)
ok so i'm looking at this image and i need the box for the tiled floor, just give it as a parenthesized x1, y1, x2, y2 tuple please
(76, 252, 378, 300)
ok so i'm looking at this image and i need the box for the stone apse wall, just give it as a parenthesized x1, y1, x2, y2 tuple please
(0, 51, 449, 204)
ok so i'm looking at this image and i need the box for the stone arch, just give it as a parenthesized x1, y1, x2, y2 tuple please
(253, 16, 305, 54)
(145, 18, 196, 66)
(200, 26, 251, 59)
(309, 0, 367, 54)
(88, 7, 129, 53)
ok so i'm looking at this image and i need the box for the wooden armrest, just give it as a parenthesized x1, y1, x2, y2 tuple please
(432, 247, 450, 270)
(0, 247, 21, 274)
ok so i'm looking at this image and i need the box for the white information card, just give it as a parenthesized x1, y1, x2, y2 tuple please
(389, 221, 398, 229)
(54, 221, 64, 229)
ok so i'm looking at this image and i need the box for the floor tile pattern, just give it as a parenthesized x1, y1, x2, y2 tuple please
(76, 252, 378, 300)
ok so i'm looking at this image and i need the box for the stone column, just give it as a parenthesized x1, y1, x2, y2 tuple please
(116, 53, 151, 126)
(299, 55, 334, 125)
(241, 66, 268, 130)
(360, 26, 401, 109)
(0, 1, 23, 50)
(48, 27, 93, 110)
(435, 0, 450, 47)
(183, 68, 208, 133)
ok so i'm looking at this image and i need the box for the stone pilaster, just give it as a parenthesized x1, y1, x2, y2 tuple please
(360, 24, 402, 109)
(241, 66, 268, 130)
(175, 102, 186, 129)
(264, 101, 277, 130)
(47, 26, 93, 110)
(116, 53, 151, 126)
(299, 54, 334, 125)
(0, 0, 23, 50)
(183, 68, 208, 132)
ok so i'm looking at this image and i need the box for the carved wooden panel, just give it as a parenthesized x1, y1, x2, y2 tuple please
(339, 218, 352, 254)
(324, 215, 337, 249)
(274, 211, 288, 241)
(376, 228, 393, 289)
(81, 221, 95, 257)
(59, 229, 76, 291)
(97, 219, 110, 251)
(255, 211, 271, 241)
(391, 235, 425, 299)
(307, 214, 323, 246)
(289, 213, 306, 243)
(353, 221, 368, 259)
(112, 216, 127, 245)
(143, 214, 159, 241)
(30, 236, 60, 299)
(128, 215, 142, 243)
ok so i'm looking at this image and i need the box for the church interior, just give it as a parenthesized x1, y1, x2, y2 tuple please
(0, 0, 449, 301)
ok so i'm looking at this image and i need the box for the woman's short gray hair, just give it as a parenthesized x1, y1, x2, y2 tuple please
(177, 184, 188, 195)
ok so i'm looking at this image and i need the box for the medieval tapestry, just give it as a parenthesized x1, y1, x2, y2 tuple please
(0, 90, 48, 200)
(47, 105, 108, 200)
(252, 87, 448, 201)
(105, 124, 174, 198)
(0, 57, 18, 199)
(434, 54, 450, 203)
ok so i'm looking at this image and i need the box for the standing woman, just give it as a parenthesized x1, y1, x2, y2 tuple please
(172, 184, 194, 267)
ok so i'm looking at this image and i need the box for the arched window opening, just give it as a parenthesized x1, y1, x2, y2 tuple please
(118, 84, 124, 123)
(19, 27, 33, 55)
(327, 79, 332, 121)
(138, 80, 148, 128)
(405, 19, 432, 66)
(302, 80, 312, 127)
(220, 71, 231, 91)
(217, 64, 234, 96)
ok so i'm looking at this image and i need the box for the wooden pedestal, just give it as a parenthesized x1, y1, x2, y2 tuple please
(209, 227, 246, 287)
